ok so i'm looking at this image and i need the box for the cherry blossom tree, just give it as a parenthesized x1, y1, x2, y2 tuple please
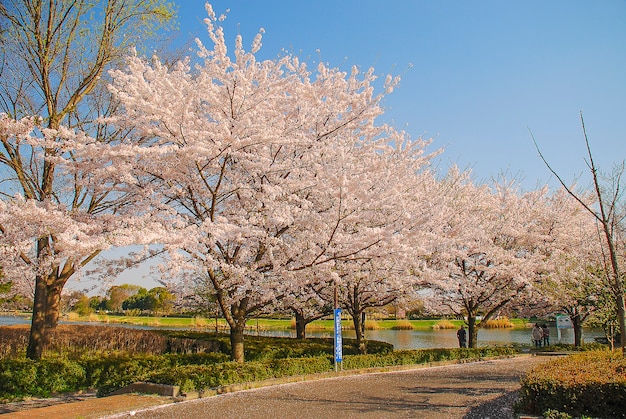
(0, 115, 165, 359)
(532, 189, 601, 345)
(425, 173, 545, 347)
(333, 259, 413, 353)
(279, 268, 333, 340)
(284, 140, 440, 347)
(0, 268, 11, 307)
(105, 4, 438, 362)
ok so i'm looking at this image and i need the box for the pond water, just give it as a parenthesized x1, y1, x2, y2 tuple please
(0, 315, 30, 327)
(0, 315, 605, 350)
(246, 326, 606, 350)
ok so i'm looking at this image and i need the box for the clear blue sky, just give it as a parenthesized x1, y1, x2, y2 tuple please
(173, 0, 626, 190)
(74, 0, 626, 294)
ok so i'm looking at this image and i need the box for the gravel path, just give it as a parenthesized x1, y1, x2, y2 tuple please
(106, 355, 550, 419)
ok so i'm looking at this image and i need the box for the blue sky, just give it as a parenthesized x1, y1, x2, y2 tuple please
(173, 0, 626, 190)
(74, 1, 626, 293)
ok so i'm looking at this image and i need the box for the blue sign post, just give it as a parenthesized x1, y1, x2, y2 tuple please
(334, 308, 342, 371)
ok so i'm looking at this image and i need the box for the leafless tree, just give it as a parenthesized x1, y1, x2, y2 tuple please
(533, 113, 626, 353)
(0, 0, 175, 360)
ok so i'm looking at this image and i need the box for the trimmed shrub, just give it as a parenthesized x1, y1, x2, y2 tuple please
(533, 342, 607, 353)
(145, 356, 333, 392)
(341, 347, 517, 370)
(263, 356, 332, 376)
(166, 352, 230, 366)
(517, 350, 626, 418)
(81, 354, 162, 396)
(81, 352, 230, 395)
(1, 347, 519, 399)
(240, 336, 392, 361)
(0, 358, 86, 400)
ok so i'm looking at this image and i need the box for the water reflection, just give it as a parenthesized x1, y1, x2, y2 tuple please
(0, 316, 605, 350)
(248, 326, 606, 350)
(346, 327, 606, 350)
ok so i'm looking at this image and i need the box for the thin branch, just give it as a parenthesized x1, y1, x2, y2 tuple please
(529, 125, 601, 223)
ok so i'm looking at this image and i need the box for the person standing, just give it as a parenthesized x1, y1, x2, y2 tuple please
(542, 324, 550, 346)
(532, 323, 543, 348)
(457, 325, 467, 348)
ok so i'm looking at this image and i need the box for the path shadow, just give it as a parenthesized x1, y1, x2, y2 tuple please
(463, 390, 520, 419)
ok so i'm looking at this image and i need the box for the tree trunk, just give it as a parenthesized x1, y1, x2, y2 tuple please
(26, 275, 48, 360)
(616, 293, 626, 353)
(27, 237, 53, 360)
(571, 314, 584, 347)
(360, 312, 366, 354)
(467, 316, 478, 348)
(294, 311, 307, 340)
(45, 282, 63, 328)
(212, 278, 249, 363)
(214, 307, 219, 336)
(229, 323, 246, 363)
(352, 311, 367, 354)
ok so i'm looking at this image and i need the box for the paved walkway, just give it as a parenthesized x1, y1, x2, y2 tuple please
(1, 394, 172, 419)
(1, 355, 551, 419)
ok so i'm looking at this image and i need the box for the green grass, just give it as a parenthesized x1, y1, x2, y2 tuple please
(67, 314, 529, 331)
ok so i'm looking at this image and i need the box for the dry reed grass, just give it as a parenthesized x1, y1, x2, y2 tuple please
(432, 320, 457, 330)
(482, 317, 514, 328)
(364, 320, 381, 330)
(191, 317, 209, 327)
(64, 312, 80, 321)
(300, 322, 328, 331)
(391, 320, 415, 330)
(0, 325, 28, 358)
(0, 324, 220, 358)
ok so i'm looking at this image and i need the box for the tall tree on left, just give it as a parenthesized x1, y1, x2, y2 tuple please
(0, 0, 175, 360)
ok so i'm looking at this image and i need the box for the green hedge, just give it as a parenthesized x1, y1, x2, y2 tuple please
(83, 352, 231, 396)
(342, 347, 518, 369)
(239, 336, 393, 361)
(517, 350, 626, 418)
(0, 347, 519, 400)
(144, 348, 518, 394)
(0, 358, 86, 398)
(0, 352, 230, 400)
(146, 356, 334, 392)
(117, 347, 518, 396)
